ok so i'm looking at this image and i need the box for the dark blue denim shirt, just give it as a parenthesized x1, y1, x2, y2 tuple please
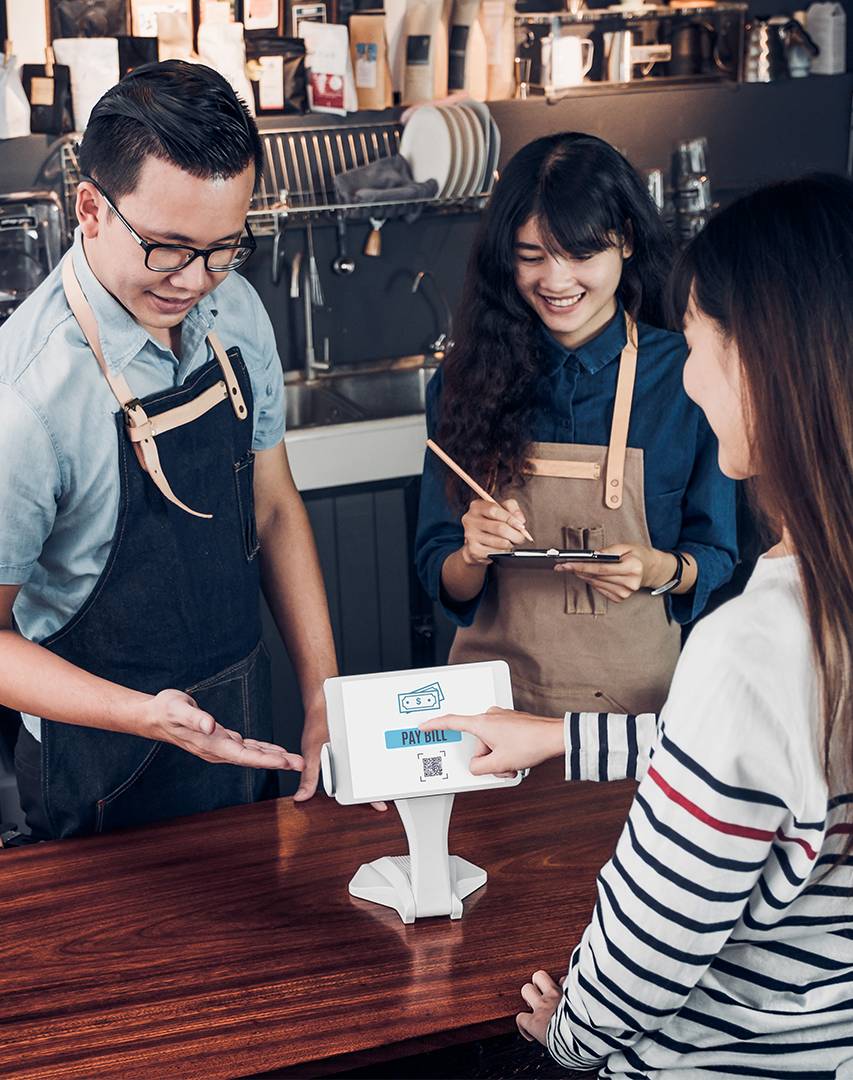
(415, 304, 738, 627)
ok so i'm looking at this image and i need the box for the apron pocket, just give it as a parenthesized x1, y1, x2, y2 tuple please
(562, 525, 607, 616)
(95, 649, 268, 833)
(95, 741, 165, 834)
(234, 450, 260, 562)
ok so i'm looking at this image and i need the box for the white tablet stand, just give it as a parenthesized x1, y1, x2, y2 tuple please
(349, 793, 487, 924)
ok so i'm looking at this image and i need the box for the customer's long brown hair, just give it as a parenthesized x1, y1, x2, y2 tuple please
(670, 174, 853, 834)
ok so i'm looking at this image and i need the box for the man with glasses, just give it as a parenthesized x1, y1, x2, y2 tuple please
(0, 61, 340, 838)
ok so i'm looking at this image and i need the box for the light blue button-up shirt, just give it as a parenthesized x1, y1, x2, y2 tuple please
(0, 229, 286, 739)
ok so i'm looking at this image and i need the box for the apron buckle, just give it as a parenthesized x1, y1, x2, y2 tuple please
(123, 398, 143, 423)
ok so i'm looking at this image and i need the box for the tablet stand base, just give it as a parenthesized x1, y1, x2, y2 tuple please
(348, 793, 487, 924)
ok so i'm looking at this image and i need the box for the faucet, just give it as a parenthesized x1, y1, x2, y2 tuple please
(412, 270, 454, 362)
(291, 249, 331, 381)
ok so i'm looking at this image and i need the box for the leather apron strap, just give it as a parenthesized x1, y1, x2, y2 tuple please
(525, 314, 639, 510)
(61, 257, 247, 520)
(604, 316, 638, 510)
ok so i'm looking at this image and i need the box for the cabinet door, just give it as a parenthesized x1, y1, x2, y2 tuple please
(262, 481, 415, 793)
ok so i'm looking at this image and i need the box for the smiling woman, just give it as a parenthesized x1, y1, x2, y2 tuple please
(415, 132, 738, 721)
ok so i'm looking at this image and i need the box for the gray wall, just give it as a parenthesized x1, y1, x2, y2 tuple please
(4, 77, 851, 374)
(240, 76, 853, 371)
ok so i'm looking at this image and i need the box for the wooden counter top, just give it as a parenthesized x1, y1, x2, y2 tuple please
(0, 760, 635, 1079)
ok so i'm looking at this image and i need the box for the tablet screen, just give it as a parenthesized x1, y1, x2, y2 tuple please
(339, 664, 517, 802)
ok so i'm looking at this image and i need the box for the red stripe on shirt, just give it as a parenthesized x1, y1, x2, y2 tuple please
(648, 766, 776, 843)
(775, 829, 818, 860)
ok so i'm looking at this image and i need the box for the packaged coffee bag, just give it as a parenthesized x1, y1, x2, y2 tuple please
(247, 35, 308, 113)
(448, 0, 487, 98)
(301, 21, 358, 116)
(481, 0, 514, 99)
(350, 14, 393, 110)
(402, 0, 451, 103)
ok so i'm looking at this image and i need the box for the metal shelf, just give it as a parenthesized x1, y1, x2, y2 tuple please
(515, 1, 747, 24)
(60, 115, 495, 239)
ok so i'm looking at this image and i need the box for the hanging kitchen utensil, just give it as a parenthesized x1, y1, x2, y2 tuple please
(271, 203, 289, 285)
(332, 213, 356, 274)
(364, 216, 385, 257)
(306, 221, 324, 307)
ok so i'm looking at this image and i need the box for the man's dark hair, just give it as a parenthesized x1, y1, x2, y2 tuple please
(78, 60, 263, 199)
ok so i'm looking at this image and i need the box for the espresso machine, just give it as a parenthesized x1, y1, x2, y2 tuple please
(0, 190, 65, 325)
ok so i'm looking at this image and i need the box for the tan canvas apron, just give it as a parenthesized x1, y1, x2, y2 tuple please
(449, 317, 681, 716)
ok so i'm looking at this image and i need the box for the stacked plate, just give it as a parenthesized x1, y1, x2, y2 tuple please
(399, 101, 501, 200)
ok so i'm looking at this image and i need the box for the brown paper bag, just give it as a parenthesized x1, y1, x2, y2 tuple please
(402, 0, 452, 104)
(350, 14, 393, 110)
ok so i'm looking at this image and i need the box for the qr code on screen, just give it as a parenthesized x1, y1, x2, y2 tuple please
(419, 753, 447, 781)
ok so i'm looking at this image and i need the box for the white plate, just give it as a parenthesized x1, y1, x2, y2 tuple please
(447, 105, 476, 197)
(437, 106, 465, 198)
(464, 100, 500, 194)
(457, 104, 487, 196)
(399, 105, 453, 194)
(486, 114, 501, 192)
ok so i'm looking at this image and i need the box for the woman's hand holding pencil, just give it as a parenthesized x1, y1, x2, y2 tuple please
(460, 498, 531, 566)
(426, 439, 534, 567)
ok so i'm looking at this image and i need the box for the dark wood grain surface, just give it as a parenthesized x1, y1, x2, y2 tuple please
(0, 760, 635, 1080)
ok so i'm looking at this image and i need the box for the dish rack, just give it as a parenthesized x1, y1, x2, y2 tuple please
(59, 117, 496, 238)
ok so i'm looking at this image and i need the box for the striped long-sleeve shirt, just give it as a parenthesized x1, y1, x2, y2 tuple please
(549, 555, 853, 1078)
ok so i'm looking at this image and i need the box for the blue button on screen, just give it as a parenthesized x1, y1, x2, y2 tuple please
(384, 728, 462, 750)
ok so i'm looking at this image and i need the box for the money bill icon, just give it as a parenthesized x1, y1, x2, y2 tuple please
(397, 681, 446, 714)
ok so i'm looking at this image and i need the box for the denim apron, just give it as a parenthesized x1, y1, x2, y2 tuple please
(33, 258, 274, 839)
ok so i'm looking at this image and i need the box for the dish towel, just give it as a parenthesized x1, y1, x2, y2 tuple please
(333, 154, 438, 220)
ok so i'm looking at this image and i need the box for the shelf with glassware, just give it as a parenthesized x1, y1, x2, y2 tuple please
(513, 2, 747, 98)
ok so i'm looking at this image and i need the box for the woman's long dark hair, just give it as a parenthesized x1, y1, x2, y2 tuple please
(438, 132, 674, 507)
(669, 173, 853, 826)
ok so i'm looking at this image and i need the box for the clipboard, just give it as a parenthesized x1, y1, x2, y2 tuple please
(490, 548, 622, 568)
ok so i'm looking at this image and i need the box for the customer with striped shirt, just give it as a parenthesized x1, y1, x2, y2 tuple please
(421, 174, 853, 1077)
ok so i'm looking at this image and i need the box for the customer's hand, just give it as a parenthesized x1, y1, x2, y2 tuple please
(517, 969, 562, 1046)
(144, 689, 304, 771)
(420, 706, 564, 776)
(460, 498, 529, 566)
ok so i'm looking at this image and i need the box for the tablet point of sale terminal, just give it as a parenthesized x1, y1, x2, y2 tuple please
(321, 660, 525, 924)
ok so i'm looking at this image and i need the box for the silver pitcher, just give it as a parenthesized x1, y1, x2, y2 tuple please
(743, 15, 817, 80)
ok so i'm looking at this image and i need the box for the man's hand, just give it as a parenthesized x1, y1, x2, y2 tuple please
(420, 706, 564, 776)
(144, 689, 304, 771)
(294, 698, 328, 802)
(556, 543, 679, 602)
(517, 969, 562, 1046)
(293, 695, 388, 811)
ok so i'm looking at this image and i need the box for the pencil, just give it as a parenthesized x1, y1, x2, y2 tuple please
(426, 439, 535, 545)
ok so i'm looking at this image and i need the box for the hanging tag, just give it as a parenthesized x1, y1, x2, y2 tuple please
(364, 216, 385, 257)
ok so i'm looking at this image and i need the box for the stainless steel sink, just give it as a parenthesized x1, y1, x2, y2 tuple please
(285, 383, 363, 430)
(285, 364, 437, 430)
(328, 367, 435, 421)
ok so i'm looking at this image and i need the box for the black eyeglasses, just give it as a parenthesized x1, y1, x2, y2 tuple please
(82, 176, 257, 273)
